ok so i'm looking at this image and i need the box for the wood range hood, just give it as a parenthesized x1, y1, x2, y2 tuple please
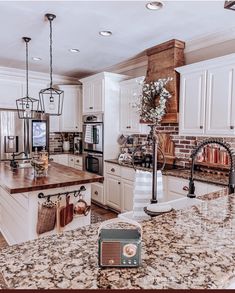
(144, 39, 185, 124)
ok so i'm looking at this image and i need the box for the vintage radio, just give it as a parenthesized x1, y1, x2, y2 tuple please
(98, 218, 142, 268)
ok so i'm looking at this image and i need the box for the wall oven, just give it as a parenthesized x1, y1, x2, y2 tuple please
(83, 152, 103, 176)
(83, 114, 103, 153)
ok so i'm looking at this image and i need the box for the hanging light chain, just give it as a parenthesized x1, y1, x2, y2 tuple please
(49, 18, 53, 88)
(25, 39, 29, 99)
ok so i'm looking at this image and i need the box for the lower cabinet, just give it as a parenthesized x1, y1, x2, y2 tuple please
(121, 179, 134, 212)
(105, 163, 135, 212)
(91, 182, 104, 205)
(106, 175, 122, 211)
(50, 154, 83, 170)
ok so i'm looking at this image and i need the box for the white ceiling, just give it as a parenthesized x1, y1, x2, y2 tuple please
(0, 0, 234, 78)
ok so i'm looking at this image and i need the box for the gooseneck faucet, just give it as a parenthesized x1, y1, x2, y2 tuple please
(10, 151, 27, 169)
(188, 138, 235, 197)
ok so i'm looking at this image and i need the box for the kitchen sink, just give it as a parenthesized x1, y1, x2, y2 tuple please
(18, 162, 32, 168)
(118, 197, 203, 221)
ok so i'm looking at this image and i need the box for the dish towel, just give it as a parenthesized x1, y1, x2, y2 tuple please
(133, 170, 164, 218)
(85, 125, 93, 144)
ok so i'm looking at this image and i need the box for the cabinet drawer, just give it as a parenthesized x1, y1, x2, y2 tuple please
(91, 183, 104, 204)
(121, 166, 135, 181)
(106, 163, 121, 176)
(68, 156, 75, 167)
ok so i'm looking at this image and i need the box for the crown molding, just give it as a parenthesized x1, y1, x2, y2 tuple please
(185, 27, 235, 53)
(0, 66, 79, 84)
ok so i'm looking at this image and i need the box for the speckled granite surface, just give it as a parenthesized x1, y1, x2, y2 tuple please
(105, 159, 227, 186)
(1, 189, 235, 289)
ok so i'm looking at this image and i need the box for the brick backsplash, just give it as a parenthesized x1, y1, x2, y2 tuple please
(49, 132, 82, 153)
(125, 123, 235, 168)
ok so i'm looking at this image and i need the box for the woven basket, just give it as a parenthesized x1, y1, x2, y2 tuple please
(36, 202, 56, 235)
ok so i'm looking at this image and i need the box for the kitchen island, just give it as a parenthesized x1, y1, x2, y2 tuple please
(0, 162, 103, 245)
(1, 188, 235, 289)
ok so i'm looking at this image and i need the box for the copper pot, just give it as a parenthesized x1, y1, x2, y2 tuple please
(219, 150, 229, 165)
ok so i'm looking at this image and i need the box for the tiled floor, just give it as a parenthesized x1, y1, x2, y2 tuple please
(0, 203, 117, 288)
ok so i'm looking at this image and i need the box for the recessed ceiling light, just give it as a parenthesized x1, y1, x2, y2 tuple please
(146, 1, 163, 10)
(69, 48, 80, 53)
(32, 57, 42, 61)
(99, 30, 112, 37)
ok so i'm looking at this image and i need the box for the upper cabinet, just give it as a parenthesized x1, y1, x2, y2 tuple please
(0, 79, 23, 109)
(176, 53, 235, 137)
(50, 85, 82, 133)
(119, 76, 149, 134)
(81, 75, 104, 113)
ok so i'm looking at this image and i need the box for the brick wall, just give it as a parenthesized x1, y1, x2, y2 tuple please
(49, 132, 82, 153)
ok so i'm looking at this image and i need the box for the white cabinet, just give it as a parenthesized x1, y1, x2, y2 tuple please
(81, 77, 104, 113)
(179, 70, 206, 135)
(91, 182, 104, 205)
(51, 154, 83, 170)
(176, 53, 235, 137)
(119, 77, 149, 134)
(121, 179, 134, 212)
(105, 163, 135, 212)
(50, 154, 69, 166)
(0, 79, 23, 109)
(106, 175, 122, 211)
(206, 65, 235, 136)
(50, 85, 82, 133)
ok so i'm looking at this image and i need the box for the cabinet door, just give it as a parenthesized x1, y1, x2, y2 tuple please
(179, 70, 206, 135)
(49, 116, 60, 133)
(0, 79, 23, 109)
(92, 78, 103, 112)
(83, 82, 93, 113)
(120, 78, 143, 134)
(106, 175, 121, 211)
(121, 179, 134, 212)
(59, 86, 81, 132)
(205, 65, 235, 136)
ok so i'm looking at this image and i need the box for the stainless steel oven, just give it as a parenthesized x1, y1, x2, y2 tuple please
(83, 114, 103, 153)
(83, 152, 103, 176)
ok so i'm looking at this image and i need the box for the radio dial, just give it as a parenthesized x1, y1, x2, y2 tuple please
(123, 244, 137, 258)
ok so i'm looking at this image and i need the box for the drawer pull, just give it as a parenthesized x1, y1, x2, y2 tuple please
(76, 160, 80, 163)
(118, 182, 121, 185)
(230, 126, 234, 130)
(183, 186, 189, 191)
(94, 191, 98, 196)
(111, 168, 115, 172)
(89, 106, 93, 109)
(200, 126, 203, 129)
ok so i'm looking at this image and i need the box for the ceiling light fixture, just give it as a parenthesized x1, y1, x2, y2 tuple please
(224, 1, 235, 11)
(146, 1, 163, 10)
(32, 57, 42, 61)
(99, 30, 112, 37)
(69, 48, 80, 53)
(16, 37, 40, 119)
(39, 13, 64, 116)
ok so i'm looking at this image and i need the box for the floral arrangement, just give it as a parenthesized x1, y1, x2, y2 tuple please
(136, 77, 173, 125)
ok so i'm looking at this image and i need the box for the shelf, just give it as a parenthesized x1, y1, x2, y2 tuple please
(195, 161, 229, 170)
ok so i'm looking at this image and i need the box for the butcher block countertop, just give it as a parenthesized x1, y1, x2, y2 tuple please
(1, 189, 235, 289)
(0, 162, 103, 194)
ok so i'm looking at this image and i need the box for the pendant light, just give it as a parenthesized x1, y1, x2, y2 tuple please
(16, 37, 40, 119)
(39, 14, 64, 116)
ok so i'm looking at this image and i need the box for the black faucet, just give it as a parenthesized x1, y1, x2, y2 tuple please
(187, 138, 235, 197)
(10, 152, 27, 169)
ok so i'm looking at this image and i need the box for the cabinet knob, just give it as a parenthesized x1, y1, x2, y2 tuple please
(230, 126, 234, 130)
(111, 168, 115, 172)
(118, 182, 121, 185)
(183, 186, 189, 191)
(89, 106, 93, 109)
(94, 191, 98, 195)
(76, 159, 80, 163)
(200, 126, 203, 129)
(76, 126, 78, 129)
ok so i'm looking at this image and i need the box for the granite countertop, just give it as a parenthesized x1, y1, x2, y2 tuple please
(0, 162, 103, 194)
(1, 188, 235, 289)
(105, 159, 228, 186)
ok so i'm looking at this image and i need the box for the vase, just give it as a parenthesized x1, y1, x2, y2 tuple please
(63, 141, 70, 152)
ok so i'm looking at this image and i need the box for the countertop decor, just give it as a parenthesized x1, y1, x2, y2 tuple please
(1, 189, 235, 289)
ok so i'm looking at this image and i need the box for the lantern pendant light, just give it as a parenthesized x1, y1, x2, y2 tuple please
(39, 13, 64, 116)
(16, 37, 40, 119)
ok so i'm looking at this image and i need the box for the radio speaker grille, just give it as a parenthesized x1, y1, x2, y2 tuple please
(101, 241, 121, 266)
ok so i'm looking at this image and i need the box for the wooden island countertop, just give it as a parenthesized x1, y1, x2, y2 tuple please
(0, 162, 103, 194)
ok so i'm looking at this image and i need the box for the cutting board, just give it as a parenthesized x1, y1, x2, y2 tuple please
(60, 195, 74, 228)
